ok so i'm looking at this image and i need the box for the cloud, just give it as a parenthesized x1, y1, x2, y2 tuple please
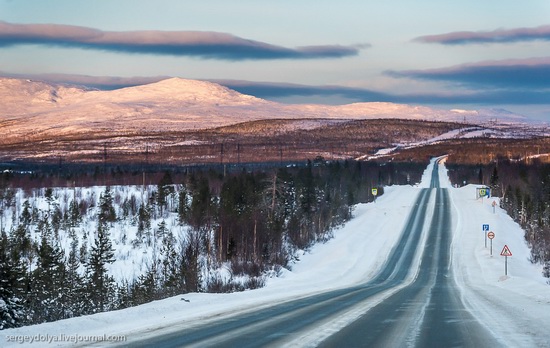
(213, 79, 550, 105)
(414, 24, 550, 45)
(0, 71, 169, 89)
(387, 57, 550, 89)
(0, 21, 364, 60)
(214, 80, 389, 101)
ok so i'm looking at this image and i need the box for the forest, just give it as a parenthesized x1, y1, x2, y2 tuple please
(0, 159, 426, 330)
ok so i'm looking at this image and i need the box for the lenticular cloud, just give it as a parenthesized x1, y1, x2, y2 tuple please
(414, 24, 550, 45)
(0, 21, 361, 60)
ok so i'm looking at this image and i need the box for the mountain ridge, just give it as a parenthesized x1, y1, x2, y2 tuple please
(0, 77, 528, 142)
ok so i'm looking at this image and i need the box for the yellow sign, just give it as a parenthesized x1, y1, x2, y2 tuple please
(372, 188, 378, 196)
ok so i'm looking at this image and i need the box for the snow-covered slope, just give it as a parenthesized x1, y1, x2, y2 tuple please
(3, 160, 549, 347)
(0, 77, 528, 143)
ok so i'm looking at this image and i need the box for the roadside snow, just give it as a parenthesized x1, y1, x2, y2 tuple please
(3, 159, 550, 347)
(449, 184, 550, 346)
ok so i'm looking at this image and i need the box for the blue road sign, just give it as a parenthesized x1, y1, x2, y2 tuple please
(482, 224, 489, 231)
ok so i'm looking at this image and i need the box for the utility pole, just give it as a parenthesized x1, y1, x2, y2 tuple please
(220, 143, 225, 176)
(279, 143, 283, 166)
(237, 143, 241, 165)
(142, 144, 149, 201)
(103, 143, 107, 186)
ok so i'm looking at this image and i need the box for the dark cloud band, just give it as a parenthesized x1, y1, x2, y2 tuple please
(0, 21, 363, 60)
(215, 80, 389, 100)
(414, 24, 550, 45)
(387, 58, 550, 89)
(214, 79, 550, 105)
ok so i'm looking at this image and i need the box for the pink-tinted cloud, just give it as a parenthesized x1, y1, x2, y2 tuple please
(415, 24, 550, 45)
(0, 21, 364, 60)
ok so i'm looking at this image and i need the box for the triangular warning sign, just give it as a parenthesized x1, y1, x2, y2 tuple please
(500, 244, 512, 257)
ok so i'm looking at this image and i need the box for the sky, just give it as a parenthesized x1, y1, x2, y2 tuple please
(1, 0, 550, 120)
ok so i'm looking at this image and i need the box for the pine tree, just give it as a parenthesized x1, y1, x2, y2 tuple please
(0, 231, 28, 329)
(116, 281, 133, 309)
(51, 205, 63, 237)
(68, 199, 81, 227)
(44, 188, 54, 211)
(20, 200, 32, 225)
(156, 220, 168, 240)
(478, 167, 484, 185)
(160, 228, 180, 296)
(79, 232, 89, 264)
(157, 171, 174, 215)
(65, 230, 85, 318)
(178, 187, 189, 225)
(137, 203, 151, 245)
(189, 177, 211, 230)
(98, 187, 116, 225)
(11, 224, 33, 266)
(134, 260, 159, 304)
(181, 232, 201, 293)
(30, 219, 67, 323)
(86, 222, 115, 313)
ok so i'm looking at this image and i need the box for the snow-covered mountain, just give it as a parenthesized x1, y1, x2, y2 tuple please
(0, 77, 527, 142)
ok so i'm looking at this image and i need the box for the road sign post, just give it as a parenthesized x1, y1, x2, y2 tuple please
(500, 245, 512, 276)
(487, 231, 495, 256)
(371, 188, 378, 202)
(482, 224, 489, 248)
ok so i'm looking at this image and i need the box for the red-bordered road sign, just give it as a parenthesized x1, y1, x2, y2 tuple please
(487, 231, 495, 239)
(500, 244, 512, 256)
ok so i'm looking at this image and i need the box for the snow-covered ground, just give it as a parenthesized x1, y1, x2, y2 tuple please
(3, 159, 550, 347)
(358, 125, 542, 161)
(2, 185, 186, 284)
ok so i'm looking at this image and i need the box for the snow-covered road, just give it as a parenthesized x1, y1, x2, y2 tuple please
(3, 158, 550, 347)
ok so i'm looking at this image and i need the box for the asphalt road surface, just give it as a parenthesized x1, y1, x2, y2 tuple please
(125, 162, 496, 347)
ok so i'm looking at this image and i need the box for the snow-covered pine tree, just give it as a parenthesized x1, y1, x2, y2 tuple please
(98, 186, 116, 224)
(68, 198, 81, 227)
(20, 200, 32, 225)
(136, 203, 152, 246)
(29, 218, 67, 323)
(178, 187, 189, 225)
(65, 230, 85, 318)
(86, 221, 115, 313)
(133, 259, 160, 305)
(157, 171, 174, 216)
(181, 231, 201, 293)
(159, 227, 180, 297)
(0, 231, 28, 330)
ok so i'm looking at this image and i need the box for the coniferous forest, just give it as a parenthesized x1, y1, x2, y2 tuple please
(0, 160, 426, 330)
